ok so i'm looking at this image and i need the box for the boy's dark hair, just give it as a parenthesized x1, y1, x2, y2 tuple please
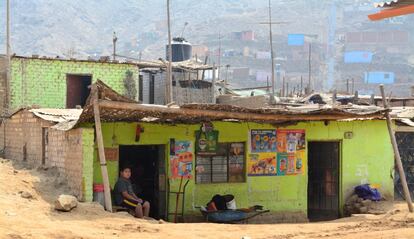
(120, 166, 132, 172)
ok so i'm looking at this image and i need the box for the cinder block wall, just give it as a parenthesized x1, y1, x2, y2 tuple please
(10, 57, 139, 110)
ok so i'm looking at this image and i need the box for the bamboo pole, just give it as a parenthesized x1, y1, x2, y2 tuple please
(380, 84, 413, 212)
(92, 85, 113, 212)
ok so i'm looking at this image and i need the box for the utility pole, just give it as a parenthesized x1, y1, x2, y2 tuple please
(5, 0, 11, 115)
(112, 32, 117, 61)
(166, 0, 173, 104)
(259, 1, 288, 102)
(308, 42, 312, 93)
(268, 0, 275, 100)
(218, 32, 221, 81)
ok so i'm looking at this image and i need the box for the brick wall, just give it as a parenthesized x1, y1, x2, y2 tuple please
(47, 128, 85, 200)
(9, 57, 139, 111)
(3, 109, 87, 200)
(4, 109, 53, 166)
(0, 56, 7, 116)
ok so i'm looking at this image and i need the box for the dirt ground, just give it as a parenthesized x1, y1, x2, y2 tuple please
(1, 158, 414, 239)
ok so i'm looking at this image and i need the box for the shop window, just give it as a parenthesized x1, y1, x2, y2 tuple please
(196, 142, 245, 184)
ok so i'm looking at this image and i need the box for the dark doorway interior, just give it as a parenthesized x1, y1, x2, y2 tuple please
(119, 145, 166, 219)
(308, 141, 340, 221)
(395, 132, 414, 200)
(66, 74, 92, 108)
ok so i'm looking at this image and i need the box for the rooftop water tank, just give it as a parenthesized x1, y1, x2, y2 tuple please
(166, 37, 192, 62)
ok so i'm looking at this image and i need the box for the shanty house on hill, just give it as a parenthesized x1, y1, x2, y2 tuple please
(0, 55, 215, 116)
(0, 81, 394, 223)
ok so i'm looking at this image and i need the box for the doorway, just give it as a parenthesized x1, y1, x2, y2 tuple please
(308, 141, 340, 221)
(66, 74, 92, 108)
(119, 145, 166, 219)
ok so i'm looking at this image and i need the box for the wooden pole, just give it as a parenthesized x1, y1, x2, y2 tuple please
(166, 0, 173, 104)
(211, 64, 216, 102)
(5, 0, 11, 115)
(308, 42, 311, 93)
(268, 0, 275, 99)
(92, 85, 113, 212)
(380, 84, 413, 212)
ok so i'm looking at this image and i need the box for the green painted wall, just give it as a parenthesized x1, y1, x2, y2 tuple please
(10, 57, 139, 109)
(82, 128, 95, 202)
(87, 120, 394, 218)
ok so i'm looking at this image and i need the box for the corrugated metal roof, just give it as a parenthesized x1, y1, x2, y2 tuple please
(375, 0, 414, 8)
(29, 109, 82, 123)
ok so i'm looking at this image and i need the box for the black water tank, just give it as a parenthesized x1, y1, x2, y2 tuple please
(166, 37, 192, 62)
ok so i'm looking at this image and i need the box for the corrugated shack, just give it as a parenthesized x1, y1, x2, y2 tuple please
(1, 81, 396, 223)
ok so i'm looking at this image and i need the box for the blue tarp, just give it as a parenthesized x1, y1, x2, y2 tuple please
(364, 72, 395, 84)
(288, 34, 305, 46)
(344, 51, 373, 63)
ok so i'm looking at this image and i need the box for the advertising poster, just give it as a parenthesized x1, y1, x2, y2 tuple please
(170, 140, 193, 179)
(277, 130, 306, 153)
(247, 153, 277, 176)
(276, 129, 306, 176)
(195, 130, 219, 155)
(277, 153, 288, 175)
(250, 129, 277, 153)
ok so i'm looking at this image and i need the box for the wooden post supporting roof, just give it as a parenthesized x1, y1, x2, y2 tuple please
(380, 84, 413, 212)
(92, 84, 113, 212)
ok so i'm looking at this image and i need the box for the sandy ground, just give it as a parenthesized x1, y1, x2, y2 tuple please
(1, 158, 414, 239)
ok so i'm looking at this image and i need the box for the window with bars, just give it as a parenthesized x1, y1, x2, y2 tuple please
(196, 142, 245, 184)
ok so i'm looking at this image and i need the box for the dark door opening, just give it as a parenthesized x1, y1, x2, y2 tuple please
(66, 74, 92, 108)
(119, 145, 166, 220)
(395, 132, 414, 200)
(41, 127, 48, 165)
(149, 74, 155, 104)
(308, 141, 340, 221)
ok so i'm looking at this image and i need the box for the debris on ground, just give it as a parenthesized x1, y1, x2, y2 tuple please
(20, 191, 34, 199)
(54, 195, 78, 212)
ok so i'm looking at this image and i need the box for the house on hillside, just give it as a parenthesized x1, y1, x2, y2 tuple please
(0, 81, 397, 223)
(0, 55, 215, 115)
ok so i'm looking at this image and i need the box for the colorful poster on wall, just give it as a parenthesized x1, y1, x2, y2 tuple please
(170, 140, 193, 179)
(276, 130, 306, 176)
(277, 130, 306, 153)
(277, 153, 288, 175)
(250, 129, 277, 153)
(195, 130, 219, 155)
(247, 153, 277, 176)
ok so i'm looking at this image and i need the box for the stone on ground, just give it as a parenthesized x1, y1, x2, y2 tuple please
(55, 195, 78, 212)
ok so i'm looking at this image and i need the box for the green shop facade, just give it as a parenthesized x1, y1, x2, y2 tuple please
(74, 84, 394, 223)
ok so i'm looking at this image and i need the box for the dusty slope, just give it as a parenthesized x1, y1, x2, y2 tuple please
(1, 158, 414, 239)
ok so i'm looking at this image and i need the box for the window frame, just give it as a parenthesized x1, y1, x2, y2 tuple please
(195, 142, 246, 184)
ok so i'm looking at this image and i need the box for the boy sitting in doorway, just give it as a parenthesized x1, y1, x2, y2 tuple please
(114, 166, 150, 218)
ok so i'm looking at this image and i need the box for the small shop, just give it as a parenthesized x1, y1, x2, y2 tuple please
(0, 81, 396, 223)
(75, 81, 394, 223)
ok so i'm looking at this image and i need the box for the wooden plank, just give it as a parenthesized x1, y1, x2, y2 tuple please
(92, 85, 113, 212)
(98, 99, 384, 122)
(380, 84, 413, 212)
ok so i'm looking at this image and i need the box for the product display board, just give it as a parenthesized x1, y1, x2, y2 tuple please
(248, 129, 306, 176)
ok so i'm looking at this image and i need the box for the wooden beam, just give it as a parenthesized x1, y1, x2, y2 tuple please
(92, 85, 113, 212)
(380, 84, 413, 212)
(98, 99, 384, 122)
(368, 5, 414, 21)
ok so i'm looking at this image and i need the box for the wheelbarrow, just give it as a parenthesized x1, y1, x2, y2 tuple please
(200, 206, 269, 224)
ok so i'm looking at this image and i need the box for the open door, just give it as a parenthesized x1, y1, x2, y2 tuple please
(308, 141, 340, 221)
(119, 145, 166, 220)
